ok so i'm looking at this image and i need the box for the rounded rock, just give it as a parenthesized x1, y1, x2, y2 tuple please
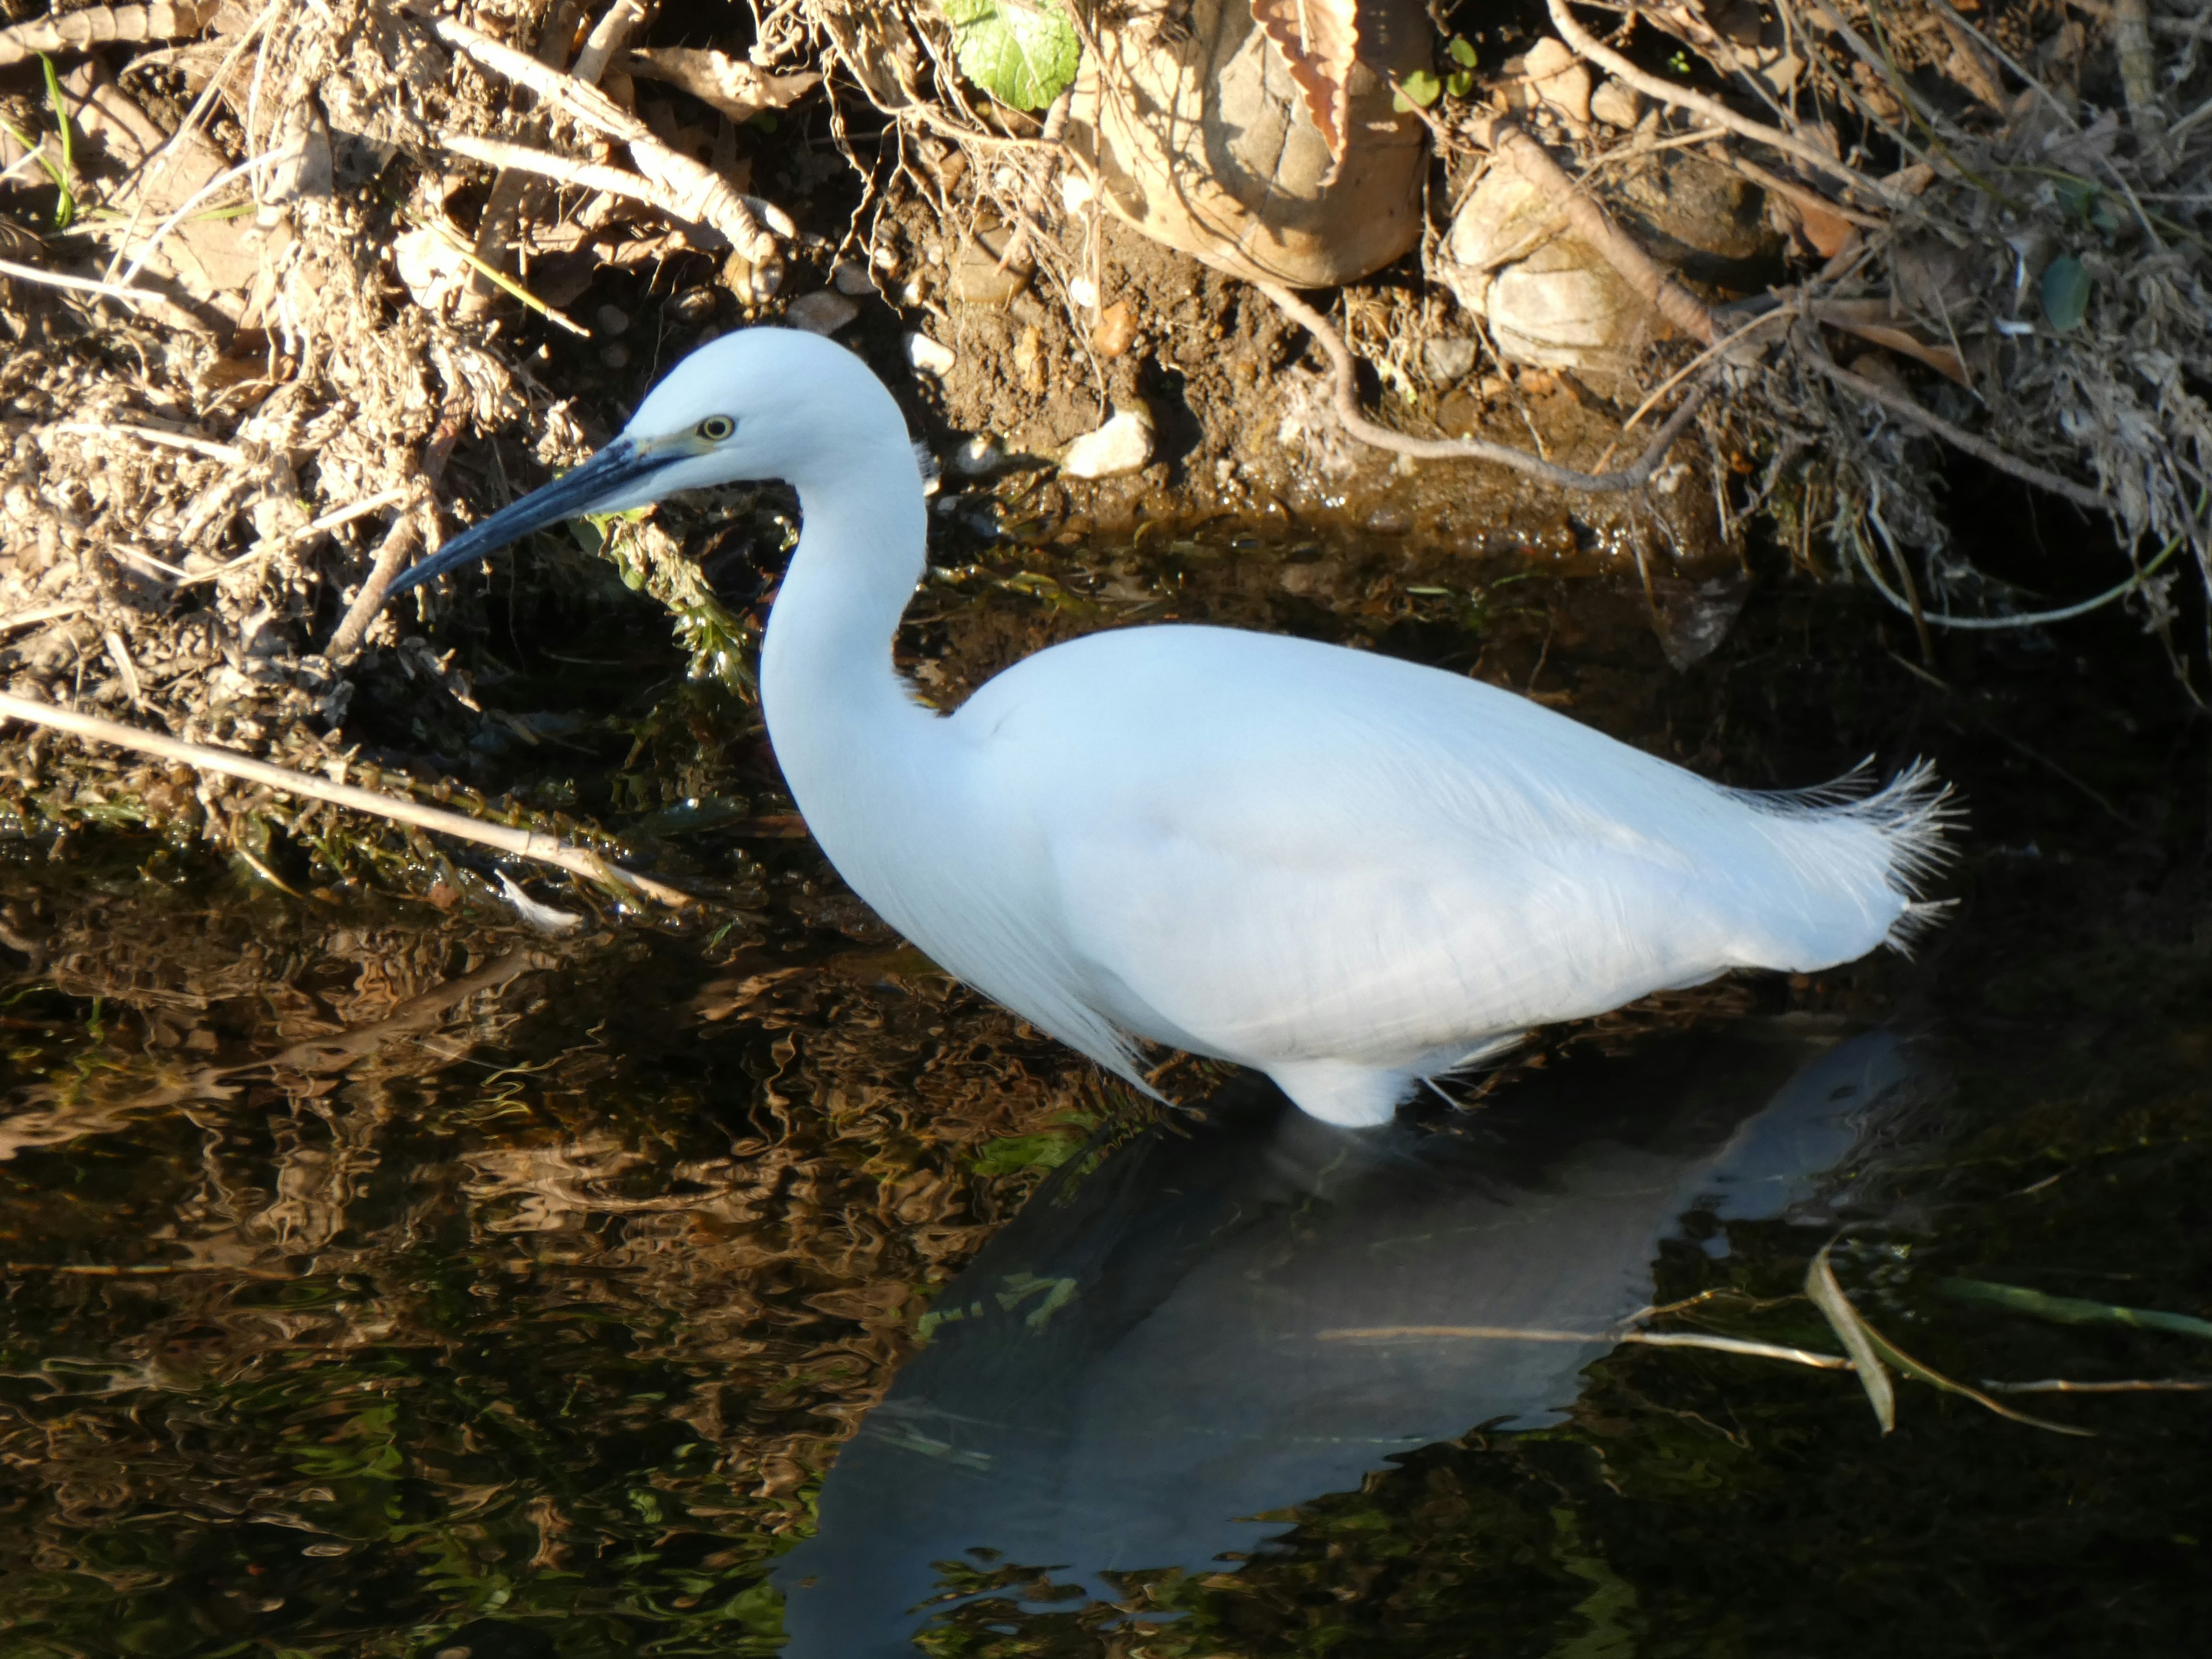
(1060, 406, 1155, 479)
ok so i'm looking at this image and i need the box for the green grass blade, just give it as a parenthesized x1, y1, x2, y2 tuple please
(1939, 1277, 2212, 1342)
(39, 54, 76, 232)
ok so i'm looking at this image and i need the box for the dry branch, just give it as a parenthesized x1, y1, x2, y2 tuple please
(423, 12, 791, 274)
(325, 408, 463, 665)
(459, 0, 588, 323)
(0, 692, 691, 908)
(1258, 282, 1713, 494)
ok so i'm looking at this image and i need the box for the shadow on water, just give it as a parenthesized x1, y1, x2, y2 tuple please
(777, 1027, 1922, 1652)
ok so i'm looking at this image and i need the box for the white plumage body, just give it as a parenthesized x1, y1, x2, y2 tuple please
(771, 600, 1944, 1127)
(407, 328, 1952, 1128)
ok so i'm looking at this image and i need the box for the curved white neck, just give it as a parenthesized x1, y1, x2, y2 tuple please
(757, 446, 941, 881)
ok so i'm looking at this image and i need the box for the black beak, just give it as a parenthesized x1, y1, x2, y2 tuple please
(387, 437, 679, 598)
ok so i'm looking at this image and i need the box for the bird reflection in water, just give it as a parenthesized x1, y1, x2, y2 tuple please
(772, 1024, 1926, 1653)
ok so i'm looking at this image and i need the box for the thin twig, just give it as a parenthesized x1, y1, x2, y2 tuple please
(0, 691, 691, 907)
(175, 487, 414, 589)
(422, 12, 791, 269)
(325, 407, 465, 664)
(1807, 339, 2112, 513)
(1259, 282, 1713, 494)
(0, 255, 165, 308)
(1545, 0, 1891, 204)
(43, 418, 243, 461)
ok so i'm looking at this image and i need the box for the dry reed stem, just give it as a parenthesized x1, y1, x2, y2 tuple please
(422, 12, 789, 268)
(0, 692, 691, 908)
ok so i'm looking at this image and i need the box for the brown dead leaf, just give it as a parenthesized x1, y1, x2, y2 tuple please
(1251, 0, 1360, 166)
(619, 47, 819, 126)
(1813, 300, 1970, 386)
(66, 63, 264, 316)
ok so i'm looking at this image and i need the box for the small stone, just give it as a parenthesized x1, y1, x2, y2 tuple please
(1365, 506, 1413, 535)
(786, 291, 860, 335)
(1422, 336, 1478, 383)
(906, 332, 957, 376)
(1061, 406, 1154, 479)
(599, 342, 630, 369)
(832, 260, 878, 295)
(1522, 37, 1593, 125)
(950, 232, 1031, 305)
(1590, 77, 1643, 128)
(1059, 172, 1096, 213)
(593, 304, 631, 336)
(949, 435, 1005, 476)
(1067, 275, 1100, 310)
(669, 285, 718, 323)
(1090, 300, 1138, 359)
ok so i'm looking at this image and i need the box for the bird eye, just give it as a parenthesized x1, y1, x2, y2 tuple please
(697, 415, 736, 441)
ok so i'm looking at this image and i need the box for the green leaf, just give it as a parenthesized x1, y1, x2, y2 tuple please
(942, 0, 1081, 112)
(2041, 254, 2090, 331)
(1447, 35, 1479, 67)
(1939, 1277, 2212, 1341)
(1446, 68, 1475, 98)
(1393, 69, 1442, 111)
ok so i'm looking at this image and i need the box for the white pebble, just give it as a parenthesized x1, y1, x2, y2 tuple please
(1059, 172, 1096, 213)
(1061, 406, 1154, 479)
(950, 435, 1004, 476)
(906, 332, 957, 376)
(832, 260, 878, 295)
(786, 291, 860, 335)
(1068, 275, 1100, 310)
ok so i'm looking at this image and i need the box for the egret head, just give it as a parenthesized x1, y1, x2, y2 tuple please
(387, 327, 908, 598)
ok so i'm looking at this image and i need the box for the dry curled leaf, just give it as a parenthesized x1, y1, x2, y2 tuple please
(618, 47, 820, 126)
(1251, 0, 1360, 166)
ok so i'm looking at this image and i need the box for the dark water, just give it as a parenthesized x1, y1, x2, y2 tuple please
(2, 541, 2210, 1658)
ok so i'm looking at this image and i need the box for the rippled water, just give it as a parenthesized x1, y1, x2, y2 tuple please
(2, 535, 2208, 1657)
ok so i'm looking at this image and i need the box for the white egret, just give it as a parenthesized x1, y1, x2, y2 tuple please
(391, 328, 1953, 1128)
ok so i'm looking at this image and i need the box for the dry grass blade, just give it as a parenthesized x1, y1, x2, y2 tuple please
(1316, 1324, 1853, 1369)
(1623, 1331, 1854, 1369)
(1806, 1244, 1897, 1431)
(1857, 1320, 2097, 1438)
(1810, 1247, 2097, 1437)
